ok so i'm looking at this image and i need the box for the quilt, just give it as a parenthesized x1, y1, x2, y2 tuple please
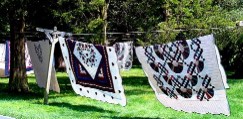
(215, 46, 229, 88)
(135, 34, 230, 115)
(113, 41, 133, 70)
(0, 43, 6, 77)
(4, 41, 33, 77)
(59, 37, 126, 106)
(27, 40, 60, 92)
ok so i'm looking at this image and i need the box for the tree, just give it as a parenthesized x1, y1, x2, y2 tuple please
(108, 0, 166, 32)
(156, 0, 234, 43)
(0, 0, 29, 92)
(0, 0, 114, 92)
(0, 0, 60, 92)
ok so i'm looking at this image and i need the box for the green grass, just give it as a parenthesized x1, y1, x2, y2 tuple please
(0, 67, 243, 119)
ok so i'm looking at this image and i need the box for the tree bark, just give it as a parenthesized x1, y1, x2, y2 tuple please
(101, 0, 110, 45)
(8, 13, 29, 93)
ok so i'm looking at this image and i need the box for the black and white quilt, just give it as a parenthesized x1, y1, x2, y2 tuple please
(135, 34, 230, 115)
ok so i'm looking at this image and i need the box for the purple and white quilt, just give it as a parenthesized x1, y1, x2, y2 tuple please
(3, 41, 33, 77)
(59, 37, 126, 106)
(135, 34, 230, 115)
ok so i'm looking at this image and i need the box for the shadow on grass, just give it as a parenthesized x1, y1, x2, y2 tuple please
(227, 79, 243, 85)
(0, 87, 43, 101)
(49, 102, 116, 113)
(101, 116, 163, 119)
(227, 75, 243, 80)
(125, 89, 153, 96)
(121, 76, 153, 96)
(122, 76, 149, 86)
(0, 81, 50, 101)
(55, 73, 152, 96)
(0, 71, 151, 101)
(56, 76, 70, 84)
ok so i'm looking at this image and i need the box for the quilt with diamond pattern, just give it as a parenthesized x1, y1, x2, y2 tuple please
(59, 37, 126, 106)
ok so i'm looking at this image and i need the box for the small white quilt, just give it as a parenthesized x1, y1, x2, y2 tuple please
(27, 40, 60, 92)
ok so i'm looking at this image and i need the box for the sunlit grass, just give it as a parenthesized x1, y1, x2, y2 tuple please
(0, 67, 242, 119)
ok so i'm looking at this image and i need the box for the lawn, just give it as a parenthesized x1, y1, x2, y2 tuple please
(0, 67, 242, 119)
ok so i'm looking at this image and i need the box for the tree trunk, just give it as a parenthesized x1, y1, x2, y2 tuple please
(101, 0, 110, 45)
(8, 14, 29, 93)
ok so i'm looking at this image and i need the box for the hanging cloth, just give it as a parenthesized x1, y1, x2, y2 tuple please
(4, 41, 10, 76)
(113, 41, 133, 71)
(59, 37, 126, 106)
(25, 43, 34, 74)
(135, 34, 230, 115)
(26, 40, 60, 93)
(214, 45, 229, 88)
(4, 41, 34, 76)
(0, 43, 6, 77)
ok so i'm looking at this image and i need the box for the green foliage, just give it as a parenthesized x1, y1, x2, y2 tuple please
(0, 0, 25, 34)
(90, 0, 105, 7)
(51, 0, 86, 32)
(108, 0, 166, 32)
(87, 18, 103, 33)
(215, 28, 243, 78)
(0, 0, 242, 74)
(214, 0, 243, 10)
(136, 0, 243, 76)
(157, 0, 234, 43)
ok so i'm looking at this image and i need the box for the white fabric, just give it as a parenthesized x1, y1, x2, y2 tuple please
(0, 43, 6, 77)
(113, 41, 133, 70)
(215, 46, 229, 88)
(27, 40, 60, 93)
(25, 43, 34, 74)
(135, 34, 230, 115)
(73, 42, 102, 79)
(59, 37, 126, 106)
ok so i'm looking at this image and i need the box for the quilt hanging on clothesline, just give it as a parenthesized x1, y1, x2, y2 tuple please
(0, 43, 6, 77)
(27, 40, 60, 92)
(4, 41, 33, 77)
(135, 34, 230, 115)
(59, 37, 126, 106)
(214, 46, 229, 88)
(113, 41, 133, 70)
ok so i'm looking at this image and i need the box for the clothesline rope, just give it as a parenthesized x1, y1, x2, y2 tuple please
(1, 26, 242, 36)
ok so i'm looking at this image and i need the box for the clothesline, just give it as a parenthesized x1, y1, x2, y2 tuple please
(47, 26, 241, 36)
(0, 26, 241, 37)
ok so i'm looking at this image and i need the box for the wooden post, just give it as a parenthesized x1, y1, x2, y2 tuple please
(44, 27, 58, 104)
